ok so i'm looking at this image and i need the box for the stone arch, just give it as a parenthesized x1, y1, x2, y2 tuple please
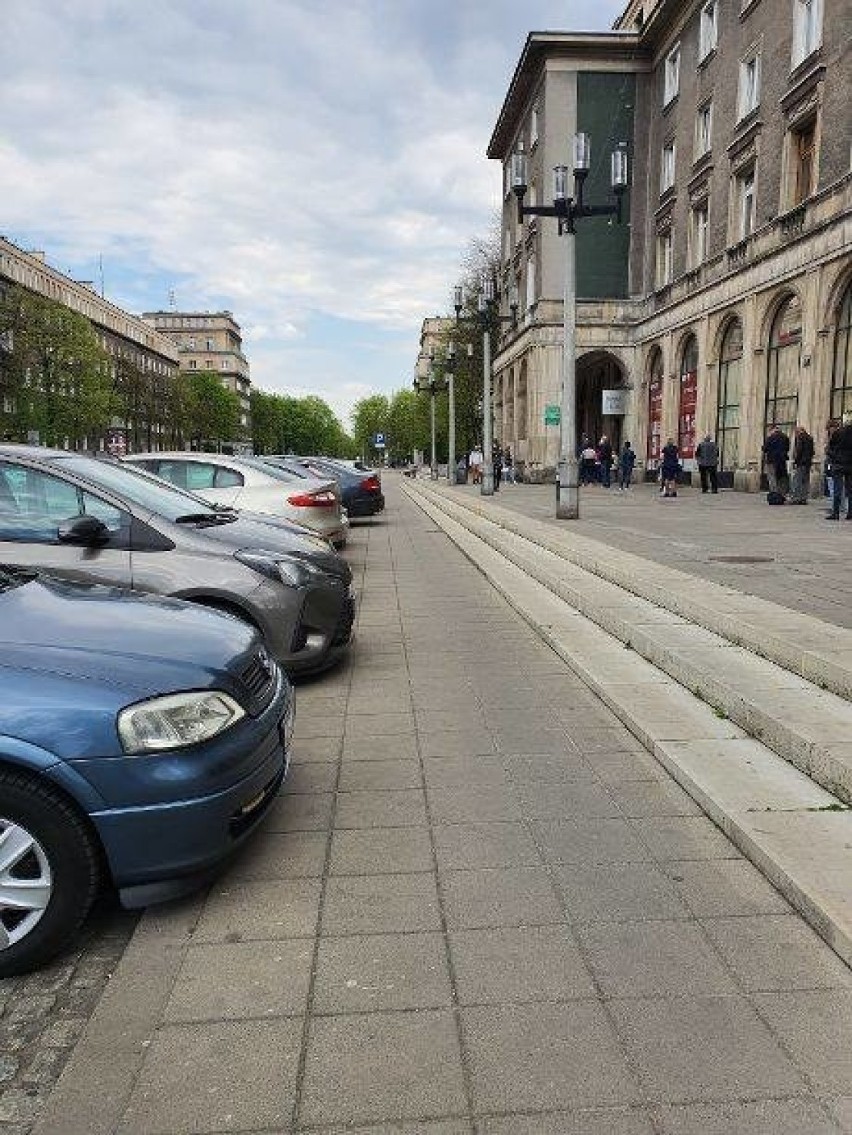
(710, 310, 744, 364)
(644, 345, 665, 469)
(764, 292, 804, 437)
(716, 316, 744, 478)
(758, 285, 804, 348)
(677, 332, 699, 461)
(824, 261, 852, 329)
(575, 350, 629, 454)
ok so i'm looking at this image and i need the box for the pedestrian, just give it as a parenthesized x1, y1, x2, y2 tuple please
(618, 441, 636, 490)
(695, 434, 720, 494)
(580, 442, 598, 485)
(825, 411, 852, 521)
(455, 456, 468, 485)
(762, 424, 790, 499)
(660, 437, 680, 498)
(824, 419, 840, 502)
(492, 441, 503, 491)
(789, 424, 815, 504)
(502, 447, 516, 484)
(469, 445, 483, 485)
(598, 435, 613, 489)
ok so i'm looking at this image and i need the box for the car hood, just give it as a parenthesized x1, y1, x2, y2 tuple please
(0, 573, 258, 702)
(193, 511, 351, 583)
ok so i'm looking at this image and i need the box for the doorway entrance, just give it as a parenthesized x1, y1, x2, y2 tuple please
(575, 351, 628, 454)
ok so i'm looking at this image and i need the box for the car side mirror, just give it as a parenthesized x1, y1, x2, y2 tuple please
(57, 514, 110, 546)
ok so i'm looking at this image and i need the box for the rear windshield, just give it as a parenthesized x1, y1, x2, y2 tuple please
(56, 457, 220, 522)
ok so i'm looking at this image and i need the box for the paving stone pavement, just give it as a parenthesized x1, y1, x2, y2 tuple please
(0, 900, 137, 1133)
(461, 479, 852, 629)
(30, 481, 852, 1134)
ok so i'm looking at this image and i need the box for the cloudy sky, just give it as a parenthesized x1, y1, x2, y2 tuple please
(1, 0, 624, 428)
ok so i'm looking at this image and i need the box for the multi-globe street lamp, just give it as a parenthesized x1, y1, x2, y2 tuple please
(511, 133, 628, 519)
(453, 281, 518, 497)
(413, 350, 448, 480)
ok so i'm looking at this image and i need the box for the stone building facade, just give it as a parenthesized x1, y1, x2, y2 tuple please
(0, 237, 180, 449)
(488, 0, 851, 487)
(142, 310, 252, 435)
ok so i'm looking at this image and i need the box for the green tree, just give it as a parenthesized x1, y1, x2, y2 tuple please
(250, 389, 353, 457)
(0, 284, 113, 447)
(186, 370, 242, 449)
(351, 394, 390, 459)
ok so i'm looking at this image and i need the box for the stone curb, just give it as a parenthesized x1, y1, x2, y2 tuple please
(404, 482, 852, 968)
(408, 481, 852, 805)
(409, 481, 852, 704)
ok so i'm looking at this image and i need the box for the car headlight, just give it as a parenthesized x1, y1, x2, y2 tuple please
(235, 550, 316, 588)
(117, 691, 245, 754)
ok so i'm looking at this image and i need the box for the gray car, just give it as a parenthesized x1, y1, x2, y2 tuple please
(0, 447, 355, 675)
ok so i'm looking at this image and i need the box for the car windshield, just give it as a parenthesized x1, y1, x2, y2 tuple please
(55, 456, 234, 524)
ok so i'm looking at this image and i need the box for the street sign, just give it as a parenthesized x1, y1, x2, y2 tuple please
(373, 432, 386, 449)
(602, 389, 627, 415)
(544, 405, 561, 426)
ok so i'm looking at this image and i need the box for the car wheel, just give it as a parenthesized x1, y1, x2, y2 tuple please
(0, 769, 101, 977)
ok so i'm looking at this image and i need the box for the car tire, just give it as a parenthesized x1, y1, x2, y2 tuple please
(0, 769, 101, 977)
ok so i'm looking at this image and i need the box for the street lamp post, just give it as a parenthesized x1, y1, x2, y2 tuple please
(511, 135, 628, 519)
(414, 350, 448, 480)
(454, 282, 518, 498)
(446, 342, 456, 486)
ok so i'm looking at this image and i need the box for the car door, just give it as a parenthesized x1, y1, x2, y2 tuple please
(0, 459, 132, 587)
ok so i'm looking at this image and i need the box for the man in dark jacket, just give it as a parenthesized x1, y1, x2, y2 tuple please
(762, 425, 790, 497)
(789, 425, 815, 504)
(825, 413, 852, 520)
(695, 434, 719, 494)
(598, 436, 613, 489)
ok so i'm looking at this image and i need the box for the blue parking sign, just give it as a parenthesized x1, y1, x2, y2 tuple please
(374, 433, 386, 448)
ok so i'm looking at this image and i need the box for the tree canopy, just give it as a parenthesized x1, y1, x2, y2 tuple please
(251, 389, 353, 456)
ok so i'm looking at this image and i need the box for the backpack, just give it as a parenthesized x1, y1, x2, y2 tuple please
(767, 491, 786, 505)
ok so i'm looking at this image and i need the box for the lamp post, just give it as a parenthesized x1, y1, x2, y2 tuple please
(454, 281, 518, 497)
(414, 349, 448, 480)
(445, 341, 456, 486)
(511, 135, 628, 519)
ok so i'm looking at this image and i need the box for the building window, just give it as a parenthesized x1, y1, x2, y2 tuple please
(734, 166, 756, 239)
(678, 335, 699, 461)
(738, 48, 761, 120)
(647, 348, 664, 467)
(661, 141, 676, 192)
(220, 359, 229, 369)
(503, 226, 512, 261)
(789, 118, 816, 205)
(791, 0, 822, 68)
(656, 229, 674, 287)
(524, 253, 536, 318)
(188, 359, 197, 369)
(717, 317, 743, 472)
(187, 337, 196, 349)
(663, 43, 681, 104)
(695, 101, 713, 157)
(531, 105, 539, 146)
(690, 201, 710, 266)
(831, 278, 852, 421)
(765, 293, 802, 439)
(699, 1, 718, 60)
(206, 338, 214, 350)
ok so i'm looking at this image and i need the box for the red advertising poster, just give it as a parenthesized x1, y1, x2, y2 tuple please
(678, 368, 697, 460)
(647, 377, 663, 465)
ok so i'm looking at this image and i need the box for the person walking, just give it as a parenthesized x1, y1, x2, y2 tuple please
(762, 425, 790, 498)
(598, 435, 614, 489)
(789, 425, 815, 504)
(492, 441, 503, 492)
(469, 446, 483, 485)
(580, 442, 598, 485)
(660, 437, 680, 498)
(618, 441, 636, 490)
(502, 447, 516, 484)
(825, 412, 852, 521)
(695, 434, 719, 494)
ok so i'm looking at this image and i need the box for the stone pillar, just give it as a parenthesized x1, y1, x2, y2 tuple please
(738, 292, 762, 491)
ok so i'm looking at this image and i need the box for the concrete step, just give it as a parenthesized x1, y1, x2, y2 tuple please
(409, 482, 852, 806)
(411, 484, 852, 704)
(405, 483, 852, 968)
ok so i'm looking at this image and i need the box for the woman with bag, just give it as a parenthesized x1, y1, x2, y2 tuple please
(660, 438, 680, 498)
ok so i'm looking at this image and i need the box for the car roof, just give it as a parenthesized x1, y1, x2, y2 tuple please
(0, 444, 79, 461)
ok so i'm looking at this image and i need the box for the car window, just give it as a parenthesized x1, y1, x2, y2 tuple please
(58, 456, 222, 522)
(0, 461, 127, 543)
(154, 461, 190, 489)
(214, 466, 244, 488)
(184, 463, 218, 491)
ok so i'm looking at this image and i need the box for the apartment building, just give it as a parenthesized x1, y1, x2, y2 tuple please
(0, 237, 180, 450)
(488, 0, 851, 487)
(142, 310, 252, 434)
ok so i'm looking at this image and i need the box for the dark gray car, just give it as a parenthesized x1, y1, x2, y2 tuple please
(0, 447, 355, 675)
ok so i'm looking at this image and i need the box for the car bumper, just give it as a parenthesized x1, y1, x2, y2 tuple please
(346, 494, 385, 517)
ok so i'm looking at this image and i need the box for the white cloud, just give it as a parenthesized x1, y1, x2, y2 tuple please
(0, 0, 625, 424)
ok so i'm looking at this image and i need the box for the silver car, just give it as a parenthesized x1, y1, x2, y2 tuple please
(0, 447, 355, 675)
(125, 452, 348, 548)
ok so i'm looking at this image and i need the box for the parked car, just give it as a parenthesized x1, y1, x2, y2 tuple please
(0, 565, 293, 976)
(124, 452, 348, 548)
(0, 446, 354, 675)
(267, 455, 385, 518)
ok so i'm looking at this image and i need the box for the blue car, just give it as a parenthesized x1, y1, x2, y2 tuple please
(0, 565, 293, 976)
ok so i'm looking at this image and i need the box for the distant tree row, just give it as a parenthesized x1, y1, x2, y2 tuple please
(0, 284, 246, 451)
(250, 389, 355, 457)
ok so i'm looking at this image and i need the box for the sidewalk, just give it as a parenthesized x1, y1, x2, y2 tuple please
(470, 479, 852, 629)
(33, 481, 852, 1134)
